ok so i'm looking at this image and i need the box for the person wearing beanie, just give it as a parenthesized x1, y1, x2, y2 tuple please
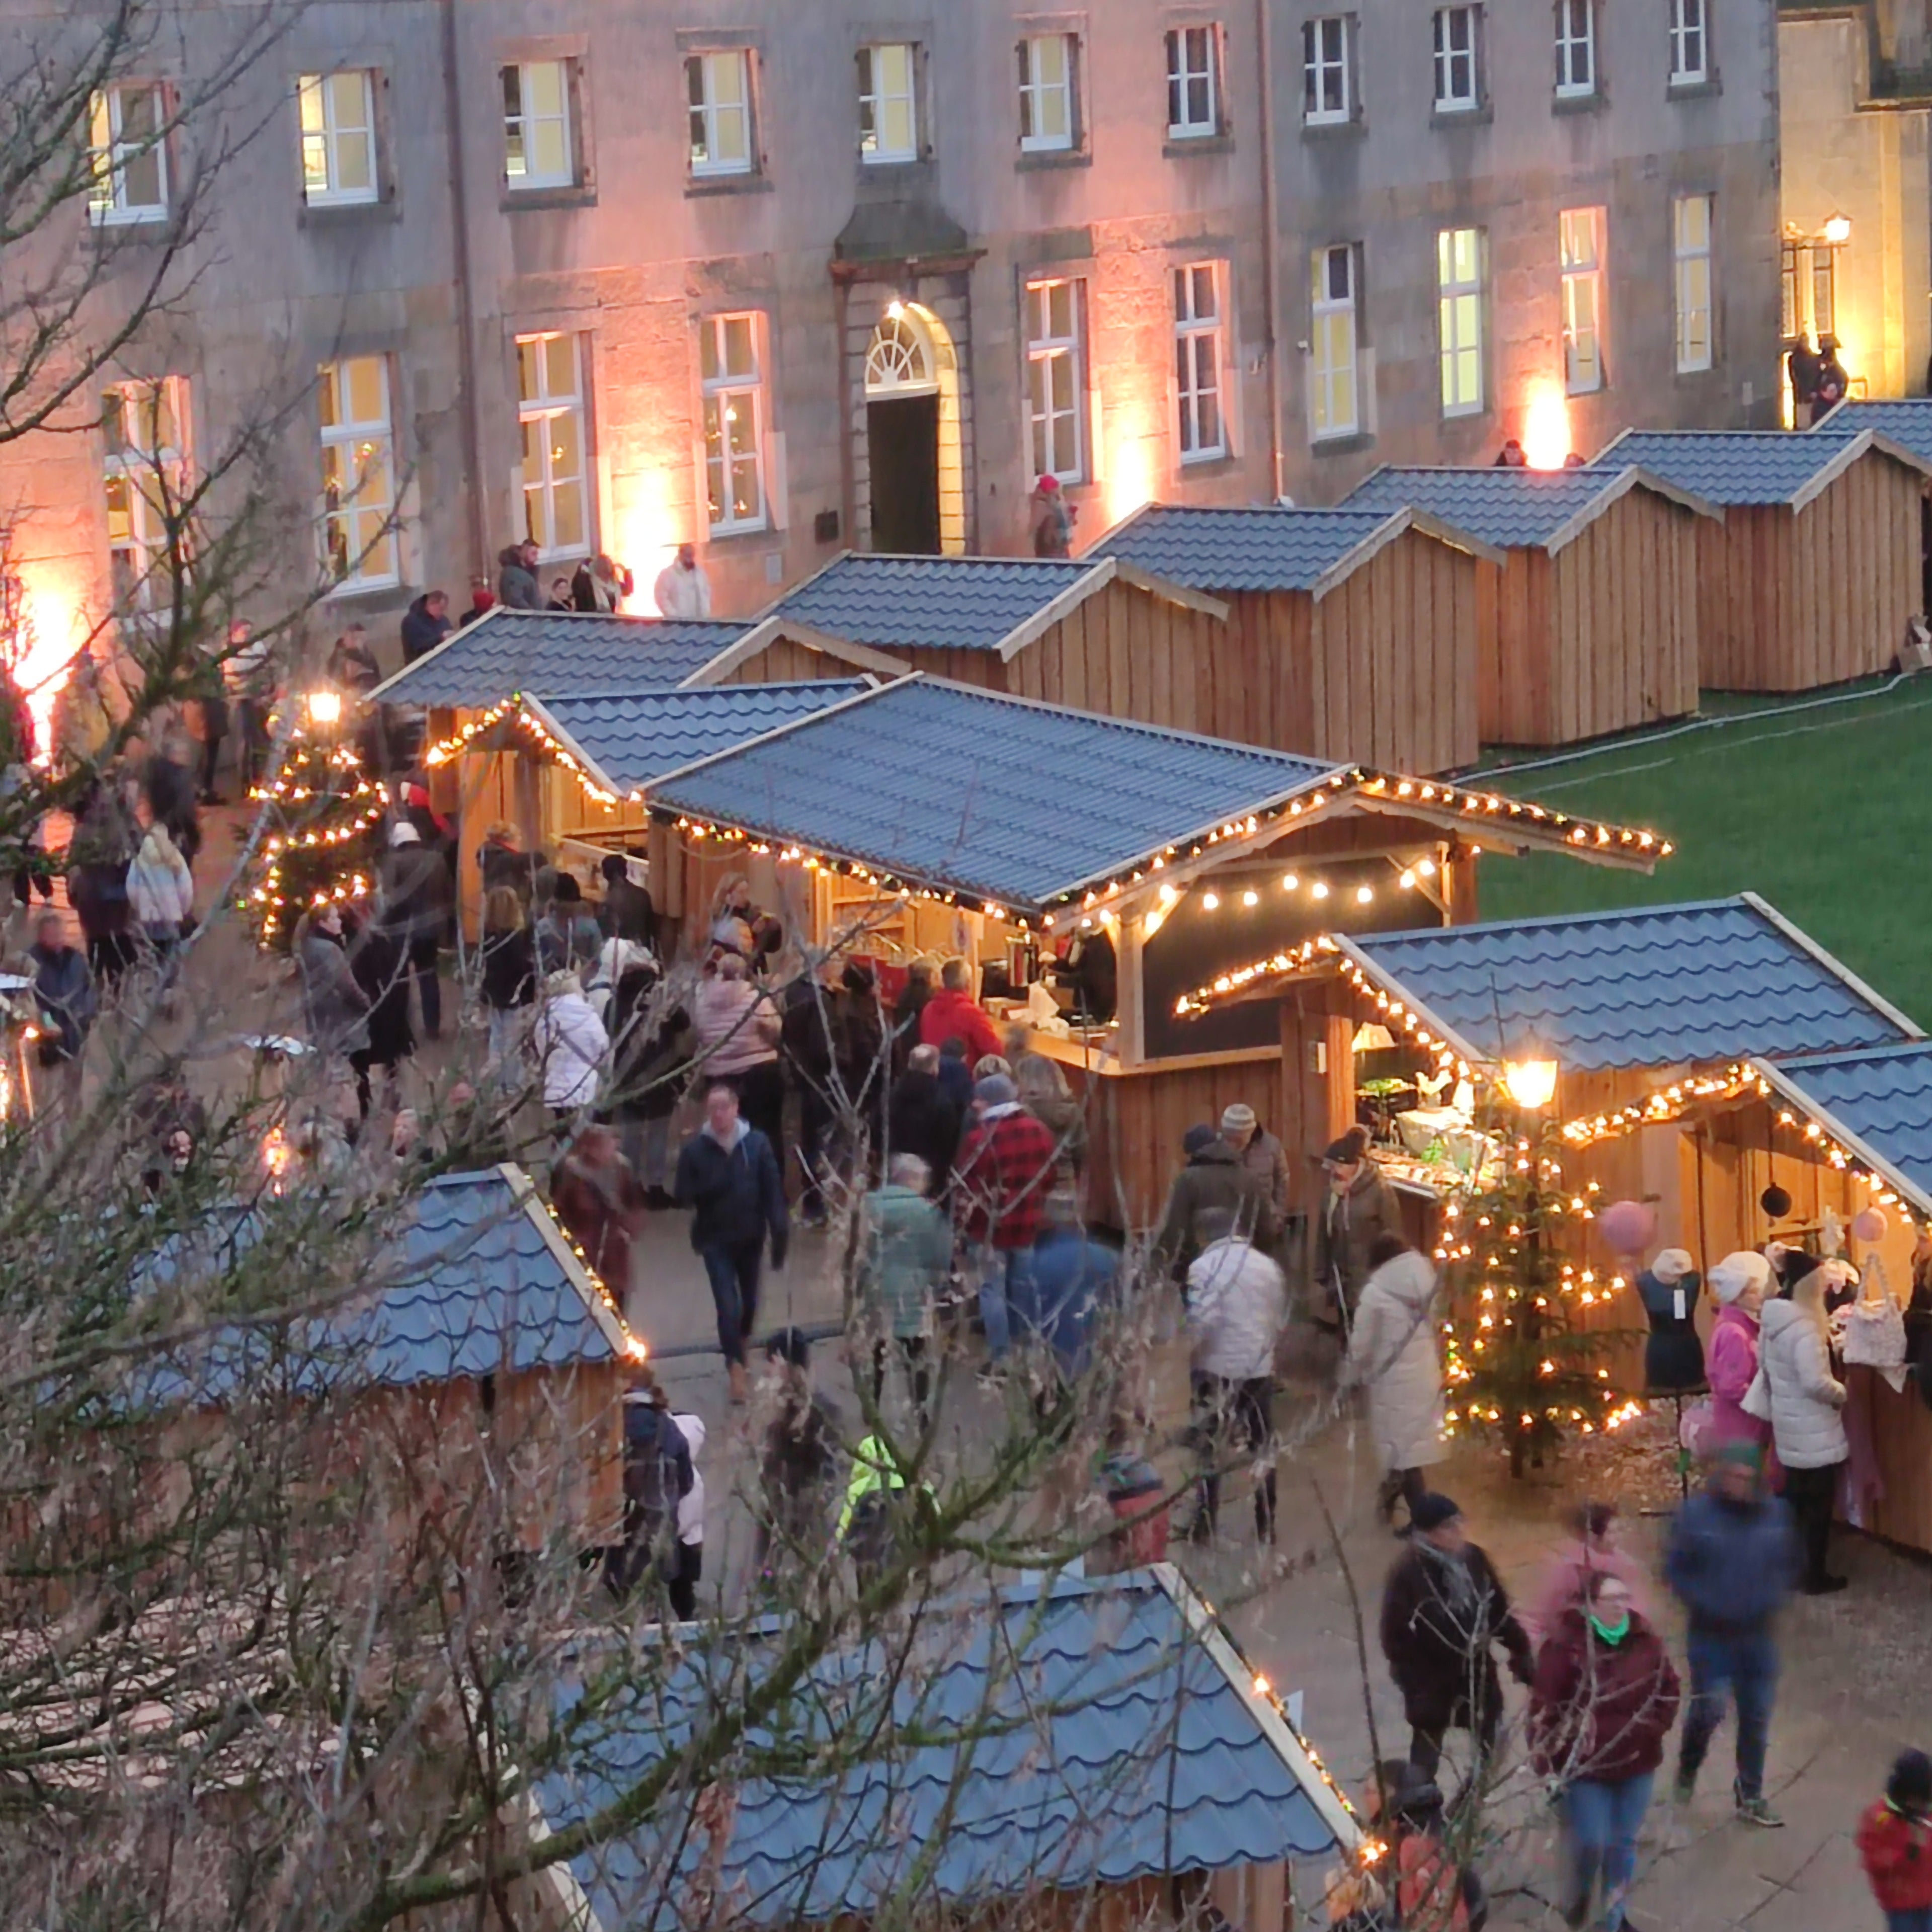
(1153, 1121, 1279, 1280)
(1860, 1749, 1932, 1930)
(1029, 471, 1075, 557)
(376, 812, 449, 1041)
(951, 1069, 1058, 1366)
(1758, 1258, 1849, 1593)
(1380, 1494, 1534, 1779)
(536, 870, 604, 976)
(1220, 1100, 1291, 1227)
(1314, 1122, 1401, 1333)
(1705, 1251, 1777, 1464)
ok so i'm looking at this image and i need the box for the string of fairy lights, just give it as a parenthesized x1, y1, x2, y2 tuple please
(248, 737, 385, 947)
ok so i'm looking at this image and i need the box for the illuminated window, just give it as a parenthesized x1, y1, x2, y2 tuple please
(318, 357, 396, 590)
(1302, 16, 1350, 123)
(1560, 208, 1603, 394)
(89, 85, 168, 224)
(1433, 7, 1479, 112)
(1165, 26, 1220, 139)
(1174, 261, 1227, 462)
(1669, 0, 1707, 84)
(687, 50, 752, 177)
(502, 61, 574, 189)
(1311, 245, 1358, 441)
(701, 313, 766, 534)
(1025, 278, 1085, 484)
(517, 333, 588, 559)
(1555, 0, 1595, 98)
(1018, 34, 1076, 152)
(1436, 226, 1483, 417)
(1674, 193, 1714, 372)
(103, 378, 188, 612)
(858, 44, 917, 163)
(298, 71, 378, 205)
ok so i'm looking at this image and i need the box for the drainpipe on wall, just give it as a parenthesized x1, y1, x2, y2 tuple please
(441, 0, 489, 580)
(1256, 0, 1285, 502)
(835, 271, 857, 550)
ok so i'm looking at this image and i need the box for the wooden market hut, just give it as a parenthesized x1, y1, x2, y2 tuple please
(1340, 465, 1716, 747)
(1092, 503, 1498, 774)
(1592, 428, 1930, 692)
(517, 1565, 1355, 1932)
(547, 674, 1666, 1226)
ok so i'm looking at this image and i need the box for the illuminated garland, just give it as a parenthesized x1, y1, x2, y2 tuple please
(247, 734, 384, 948)
(537, 1190, 650, 1360)
(1561, 1065, 1768, 1146)
(423, 697, 623, 808)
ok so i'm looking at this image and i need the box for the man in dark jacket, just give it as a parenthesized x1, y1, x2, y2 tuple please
(1153, 1125, 1279, 1278)
(1380, 1493, 1534, 1779)
(377, 821, 450, 1040)
(674, 1081, 789, 1402)
(608, 1370, 693, 1597)
(29, 910, 95, 1095)
(497, 540, 543, 610)
(889, 1044, 959, 1190)
(1313, 1124, 1401, 1330)
(1665, 1446, 1802, 1827)
(599, 851, 655, 945)
(400, 589, 452, 663)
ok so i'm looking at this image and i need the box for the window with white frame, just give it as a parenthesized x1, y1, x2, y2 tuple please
(103, 378, 188, 611)
(1174, 262, 1226, 461)
(89, 85, 168, 224)
(517, 333, 588, 558)
(1436, 226, 1483, 416)
(1165, 26, 1220, 138)
(1674, 193, 1714, 372)
(318, 357, 396, 589)
(858, 44, 918, 162)
(1670, 0, 1707, 84)
(1433, 7, 1479, 111)
(1559, 208, 1604, 393)
(1302, 16, 1351, 123)
(687, 50, 753, 177)
(502, 61, 574, 188)
(298, 71, 378, 205)
(1018, 34, 1076, 151)
(1555, 0, 1595, 97)
(1024, 278, 1085, 483)
(701, 313, 766, 533)
(1310, 245, 1358, 440)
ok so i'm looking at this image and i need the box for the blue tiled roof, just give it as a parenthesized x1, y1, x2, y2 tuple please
(651, 680, 1339, 912)
(1590, 430, 1859, 506)
(1811, 398, 1932, 466)
(537, 1569, 1342, 1930)
(1351, 898, 1912, 1071)
(1097, 504, 1402, 592)
(1772, 1043, 1932, 1212)
(769, 555, 1096, 653)
(539, 683, 866, 796)
(130, 1167, 620, 1407)
(1340, 466, 1632, 548)
(373, 612, 747, 707)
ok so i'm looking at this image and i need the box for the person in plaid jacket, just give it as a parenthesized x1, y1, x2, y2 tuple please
(952, 1074, 1058, 1368)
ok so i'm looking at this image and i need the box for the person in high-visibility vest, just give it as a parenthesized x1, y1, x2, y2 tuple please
(839, 1433, 929, 1588)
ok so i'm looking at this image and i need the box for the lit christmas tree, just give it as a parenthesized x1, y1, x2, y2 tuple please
(246, 728, 383, 949)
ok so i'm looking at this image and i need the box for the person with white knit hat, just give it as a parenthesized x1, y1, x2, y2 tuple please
(1705, 1251, 1776, 1464)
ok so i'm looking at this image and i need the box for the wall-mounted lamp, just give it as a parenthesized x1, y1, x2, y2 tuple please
(1823, 212, 1853, 246)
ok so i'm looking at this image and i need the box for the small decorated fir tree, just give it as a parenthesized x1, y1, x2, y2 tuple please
(246, 730, 384, 949)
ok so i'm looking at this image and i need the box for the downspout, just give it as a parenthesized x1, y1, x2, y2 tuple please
(441, 0, 489, 579)
(1256, 0, 1285, 501)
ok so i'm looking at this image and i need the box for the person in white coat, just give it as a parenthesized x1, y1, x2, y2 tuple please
(125, 816, 195, 976)
(653, 542, 712, 619)
(669, 1409, 705, 1620)
(1758, 1256, 1850, 1594)
(1342, 1233, 1446, 1531)
(1185, 1217, 1287, 1543)
(531, 968, 609, 1125)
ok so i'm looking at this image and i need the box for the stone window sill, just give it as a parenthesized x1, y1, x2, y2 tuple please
(502, 183, 597, 212)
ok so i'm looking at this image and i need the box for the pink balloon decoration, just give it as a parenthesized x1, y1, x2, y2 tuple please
(1852, 1206, 1890, 1244)
(1598, 1199, 1657, 1255)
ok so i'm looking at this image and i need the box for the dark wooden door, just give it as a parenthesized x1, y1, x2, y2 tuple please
(867, 394, 941, 553)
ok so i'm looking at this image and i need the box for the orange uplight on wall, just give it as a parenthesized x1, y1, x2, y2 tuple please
(611, 457, 683, 616)
(8, 568, 86, 765)
(1522, 383, 1572, 470)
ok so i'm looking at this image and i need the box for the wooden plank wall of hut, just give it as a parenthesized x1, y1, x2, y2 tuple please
(719, 637, 870, 684)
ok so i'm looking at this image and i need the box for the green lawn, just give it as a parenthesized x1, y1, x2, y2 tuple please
(1473, 677, 1932, 1026)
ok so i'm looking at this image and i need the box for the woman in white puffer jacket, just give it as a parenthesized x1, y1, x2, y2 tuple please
(1757, 1259, 1849, 1594)
(1341, 1232, 1446, 1530)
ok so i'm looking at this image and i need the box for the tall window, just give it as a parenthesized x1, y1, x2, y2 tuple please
(318, 357, 395, 590)
(1024, 279, 1085, 483)
(1165, 26, 1220, 138)
(1559, 208, 1603, 394)
(1433, 8, 1479, 112)
(701, 313, 766, 534)
(1436, 227, 1483, 416)
(1310, 246, 1358, 441)
(1674, 194, 1714, 372)
(298, 71, 377, 205)
(687, 50, 752, 177)
(1018, 35, 1075, 151)
(1302, 17, 1351, 123)
(502, 61, 573, 189)
(1669, 0, 1707, 83)
(858, 44, 917, 162)
(104, 379, 187, 611)
(1812, 247, 1836, 339)
(517, 334, 587, 558)
(1554, 0, 1595, 97)
(89, 85, 168, 224)
(1174, 262, 1226, 462)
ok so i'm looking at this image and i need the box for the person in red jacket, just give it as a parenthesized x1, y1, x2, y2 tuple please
(1530, 1572, 1681, 1932)
(952, 1073, 1056, 1370)
(1859, 1749, 1932, 1931)
(917, 956, 1002, 1066)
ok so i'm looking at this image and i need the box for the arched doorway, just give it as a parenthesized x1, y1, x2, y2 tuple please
(863, 304, 963, 554)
